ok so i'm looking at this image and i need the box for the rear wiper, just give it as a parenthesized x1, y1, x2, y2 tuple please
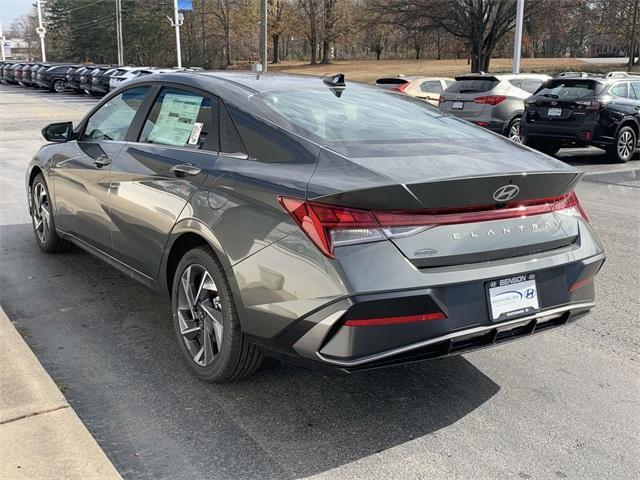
(540, 93, 559, 99)
(459, 89, 480, 93)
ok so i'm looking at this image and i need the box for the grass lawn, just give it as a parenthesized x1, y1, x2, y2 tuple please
(269, 57, 618, 83)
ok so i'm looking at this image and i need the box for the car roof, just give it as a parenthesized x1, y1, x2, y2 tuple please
(455, 73, 550, 81)
(119, 71, 378, 108)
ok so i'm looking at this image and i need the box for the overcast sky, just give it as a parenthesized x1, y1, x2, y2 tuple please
(1, 0, 34, 31)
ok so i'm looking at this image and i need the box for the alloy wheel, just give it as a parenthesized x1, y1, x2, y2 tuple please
(177, 264, 224, 367)
(617, 130, 635, 161)
(53, 80, 65, 93)
(32, 183, 51, 244)
(508, 119, 522, 143)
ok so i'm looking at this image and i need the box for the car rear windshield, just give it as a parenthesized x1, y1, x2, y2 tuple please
(534, 80, 602, 99)
(446, 78, 499, 93)
(251, 88, 488, 144)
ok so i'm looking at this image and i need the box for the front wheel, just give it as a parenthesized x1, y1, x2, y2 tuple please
(171, 246, 263, 383)
(607, 126, 636, 163)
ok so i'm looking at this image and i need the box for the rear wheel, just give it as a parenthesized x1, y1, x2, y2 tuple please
(607, 126, 636, 163)
(171, 246, 262, 383)
(507, 117, 522, 143)
(52, 79, 65, 93)
(30, 174, 72, 253)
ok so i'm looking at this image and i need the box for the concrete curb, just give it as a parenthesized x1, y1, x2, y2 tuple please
(0, 306, 121, 480)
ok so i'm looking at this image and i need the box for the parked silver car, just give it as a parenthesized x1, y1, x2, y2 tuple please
(440, 73, 551, 142)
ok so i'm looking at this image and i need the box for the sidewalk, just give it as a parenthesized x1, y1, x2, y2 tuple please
(0, 306, 121, 480)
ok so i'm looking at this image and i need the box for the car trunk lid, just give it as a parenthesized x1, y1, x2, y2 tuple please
(305, 141, 584, 265)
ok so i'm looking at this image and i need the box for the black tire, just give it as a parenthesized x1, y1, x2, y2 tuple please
(606, 125, 636, 163)
(30, 174, 72, 253)
(506, 117, 522, 143)
(524, 137, 561, 156)
(52, 79, 65, 93)
(171, 246, 262, 383)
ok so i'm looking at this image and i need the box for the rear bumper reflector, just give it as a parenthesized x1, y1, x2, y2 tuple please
(569, 276, 593, 292)
(344, 312, 446, 327)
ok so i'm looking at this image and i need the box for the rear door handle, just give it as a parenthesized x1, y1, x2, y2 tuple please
(170, 163, 202, 177)
(93, 155, 111, 168)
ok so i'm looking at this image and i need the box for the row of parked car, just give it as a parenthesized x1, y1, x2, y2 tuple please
(376, 70, 640, 163)
(0, 61, 196, 96)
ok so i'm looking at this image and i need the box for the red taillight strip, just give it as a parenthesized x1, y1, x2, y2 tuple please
(569, 277, 593, 292)
(374, 192, 585, 226)
(344, 312, 446, 327)
(278, 191, 588, 259)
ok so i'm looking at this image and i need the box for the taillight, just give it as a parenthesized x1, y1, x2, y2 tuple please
(278, 197, 384, 258)
(392, 83, 410, 93)
(576, 99, 606, 111)
(279, 191, 589, 258)
(473, 95, 506, 105)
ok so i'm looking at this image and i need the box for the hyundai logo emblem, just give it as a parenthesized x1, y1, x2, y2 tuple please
(493, 184, 520, 202)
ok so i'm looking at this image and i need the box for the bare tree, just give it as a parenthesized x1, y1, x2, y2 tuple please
(299, 0, 321, 64)
(369, 0, 526, 72)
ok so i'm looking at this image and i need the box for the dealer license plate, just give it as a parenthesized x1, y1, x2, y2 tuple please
(488, 273, 539, 321)
(547, 107, 562, 117)
(452, 101, 464, 110)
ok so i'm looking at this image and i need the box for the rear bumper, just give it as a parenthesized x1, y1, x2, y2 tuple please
(282, 251, 603, 370)
(301, 301, 594, 371)
(521, 117, 613, 146)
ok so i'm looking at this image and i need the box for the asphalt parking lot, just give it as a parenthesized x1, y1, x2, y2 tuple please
(0, 85, 638, 480)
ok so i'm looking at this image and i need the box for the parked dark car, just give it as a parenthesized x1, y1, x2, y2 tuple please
(90, 66, 119, 95)
(13, 62, 31, 85)
(521, 75, 640, 162)
(30, 63, 53, 88)
(26, 72, 604, 383)
(24, 63, 50, 87)
(4, 63, 25, 84)
(0, 61, 18, 83)
(36, 64, 77, 93)
(18, 63, 36, 87)
(66, 65, 95, 92)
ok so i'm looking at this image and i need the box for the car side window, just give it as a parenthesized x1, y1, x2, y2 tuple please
(508, 79, 522, 89)
(420, 81, 442, 93)
(610, 82, 630, 98)
(139, 88, 216, 150)
(83, 86, 150, 142)
(632, 82, 640, 100)
(219, 101, 248, 156)
(521, 79, 542, 94)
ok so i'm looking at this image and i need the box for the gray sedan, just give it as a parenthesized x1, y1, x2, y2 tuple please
(26, 72, 604, 382)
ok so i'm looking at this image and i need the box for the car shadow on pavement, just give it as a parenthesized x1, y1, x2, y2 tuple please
(0, 223, 500, 480)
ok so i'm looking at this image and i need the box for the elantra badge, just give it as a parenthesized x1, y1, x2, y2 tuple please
(493, 184, 520, 202)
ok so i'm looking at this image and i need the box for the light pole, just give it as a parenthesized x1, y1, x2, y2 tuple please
(36, 0, 46, 62)
(116, 0, 124, 65)
(512, 0, 524, 74)
(0, 19, 6, 61)
(260, 0, 268, 73)
(169, 0, 183, 68)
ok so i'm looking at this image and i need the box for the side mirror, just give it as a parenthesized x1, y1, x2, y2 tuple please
(42, 122, 74, 143)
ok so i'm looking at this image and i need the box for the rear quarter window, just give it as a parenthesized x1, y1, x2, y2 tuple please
(446, 79, 499, 93)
